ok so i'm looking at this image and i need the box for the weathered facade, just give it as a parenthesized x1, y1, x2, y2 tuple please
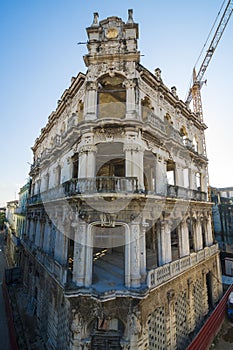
(5, 199, 19, 266)
(21, 10, 222, 350)
(211, 187, 233, 249)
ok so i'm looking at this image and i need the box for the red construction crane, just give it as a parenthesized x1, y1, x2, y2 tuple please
(186, 0, 233, 121)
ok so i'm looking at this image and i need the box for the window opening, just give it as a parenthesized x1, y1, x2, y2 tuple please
(98, 75, 126, 119)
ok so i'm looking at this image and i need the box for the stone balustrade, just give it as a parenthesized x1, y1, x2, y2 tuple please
(147, 243, 219, 290)
(167, 185, 207, 201)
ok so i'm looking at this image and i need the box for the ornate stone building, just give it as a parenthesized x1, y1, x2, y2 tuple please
(22, 10, 222, 350)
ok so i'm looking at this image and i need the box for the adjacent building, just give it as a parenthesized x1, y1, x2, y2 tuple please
(21, 10, 222, 350)
(5, 200, 19, 266)
(211, 186, 233, 250)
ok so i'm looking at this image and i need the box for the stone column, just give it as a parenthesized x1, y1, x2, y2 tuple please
(130, 221, 141, 288)
(124, 79, 137, 119)
(43, 220, 51, 253)
(125, 225, 131, 288)
(157, 220, 172, 266)
(140, 222, 148, 281)
(39, 219, 45, 249)
(155, 156, 167, 195)
(73, 221, 88, 287)
(84, 81, 97, 120)
(175, 164, 184, 187)
(167, 290, 176, 350)
(85, 225, 93, 287)
(78, 145, 97, 179)
(86, 146, 97, 178)
(189, 168, 196, 190)
(201, 168, 208, 193)
(187, 278, 195, 333)
(60, 235, 68, 265)
(205, 214, 213, 246)
(195, 218, 203, 251)
(26, 218, 31, 239)
(201, 269, 209, 316)
(178, 221, 190, 257)
(124, 143, 144, 192)
(29, 219, 35, 242)
(35, 219, 41, 246)
(128, 311, 141, 350)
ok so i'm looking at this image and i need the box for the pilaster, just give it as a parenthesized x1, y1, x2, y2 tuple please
(178, 221, 190, 257)
(158, 220, 172, 266)
(124, 143, 144, 192)
(130, 221, 141, 288)
(124, 79, 137, 119)
(73, 221, 88, 287)
(84, 81, 98, 120)
(155, 156, 167, 195)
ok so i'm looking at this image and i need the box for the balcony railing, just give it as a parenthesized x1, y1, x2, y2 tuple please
(167, 185, 207, 201)
(147, 243, 219, 290)
(64, 176, 138, 195)
(27, 179, 208, 206)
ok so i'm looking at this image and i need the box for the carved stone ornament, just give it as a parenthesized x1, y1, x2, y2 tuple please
(71, 312, 83, 334)
(105, 27, 119, 39)
(78, 145, 97, 154)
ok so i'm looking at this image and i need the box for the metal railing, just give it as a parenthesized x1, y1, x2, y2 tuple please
(27, 179, 208, 205)
(63, 176, 138, 195)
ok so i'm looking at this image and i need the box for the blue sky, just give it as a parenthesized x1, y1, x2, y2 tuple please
(0, 0, 232, 206)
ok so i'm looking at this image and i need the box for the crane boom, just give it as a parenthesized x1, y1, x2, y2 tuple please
(186, 0, 233, 109)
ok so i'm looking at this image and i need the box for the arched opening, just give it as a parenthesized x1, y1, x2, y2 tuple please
(90, 317, 124, 350)
(97, 75, 126, 119)
(95, 143, 126, 192)
(92, 224, 125, 289)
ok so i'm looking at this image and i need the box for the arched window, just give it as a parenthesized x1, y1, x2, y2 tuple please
(98, 75, 126, 119)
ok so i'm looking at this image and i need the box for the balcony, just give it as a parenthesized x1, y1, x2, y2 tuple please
(147, 244, 219, 291)
(167, 185, 207, 201)
(63, 176, 138, 196)
(27, 179, 208, 206)
(63, 243, 219, 300)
